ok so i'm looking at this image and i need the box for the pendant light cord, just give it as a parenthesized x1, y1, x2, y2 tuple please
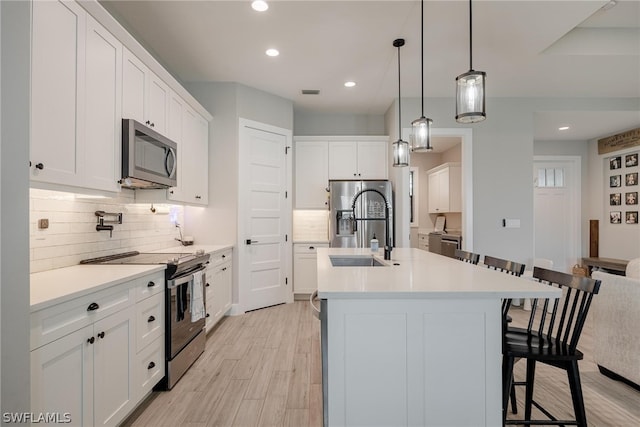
(421, 0, 424, 117)
(397, 43, 402, 141)
(469, 0, 473, 70)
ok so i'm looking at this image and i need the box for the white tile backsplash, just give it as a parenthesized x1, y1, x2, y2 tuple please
(293, 210, 329, 242)
(30, 188, 184, 272)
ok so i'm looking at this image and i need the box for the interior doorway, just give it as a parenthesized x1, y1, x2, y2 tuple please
(237, 118, 292, 312)
(533, 156, 581, 273)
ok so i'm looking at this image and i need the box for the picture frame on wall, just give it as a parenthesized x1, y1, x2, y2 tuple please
(626, 153, 639, 167)
(610, 156, 622, 170)
(610, 193, 622, 206)
(626, 211, 638, 224)
(610, 211, 622, 224)
(626, 172, 638, 186)
(626, 192, 638, 205)
(610, 175, 621, 187)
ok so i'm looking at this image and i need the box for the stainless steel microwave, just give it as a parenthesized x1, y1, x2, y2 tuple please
(121, 119, 177, 189)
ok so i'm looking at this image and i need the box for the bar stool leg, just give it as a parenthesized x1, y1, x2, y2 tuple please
(524, 359, 536, 422)
(567, 360, 587, 427)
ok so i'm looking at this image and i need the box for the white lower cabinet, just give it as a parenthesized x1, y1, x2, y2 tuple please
(30, 271, 165, 426)
(293, 243, 329, 295)
(205, 249, 233, 333)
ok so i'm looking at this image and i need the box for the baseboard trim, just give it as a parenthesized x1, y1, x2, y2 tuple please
(597, 365, 640, 391)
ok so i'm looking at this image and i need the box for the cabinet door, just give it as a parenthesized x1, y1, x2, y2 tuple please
(84, 16, 122, 192)
(31, 325, 94, 427)
(174, 106, 208, 205)
(294, 253, 318, 294)
(122, 48, 147, 124)
(31, 0, 86, 186)
(357, 140, 388, 180)
(147, 73, 169, 134)
(437, 169, 450, 212)
(329, 141, 358, 179)
(209, 264, 226, 325)
(193, 113, 210, 205)
(220, 262, 233, 314)
(93, 306, 136, 427)
(295, 141, 329, 208)
(428, 170, 440, 213)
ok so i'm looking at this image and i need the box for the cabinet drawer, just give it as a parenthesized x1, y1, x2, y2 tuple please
(135, 272, 165, 302)
(136, 292, 164, 351)
(209, 249, 232, 267)
(135, 335, 165, 398)
(31, 284, 133, 350)
(294, 243, 328, 254)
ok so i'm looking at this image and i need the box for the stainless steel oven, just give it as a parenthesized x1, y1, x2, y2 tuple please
(165, 263, 207, 389)
(80, 250, 210, 390)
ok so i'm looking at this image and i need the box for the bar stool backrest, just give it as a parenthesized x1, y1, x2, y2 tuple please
(454, 249, 480, 265)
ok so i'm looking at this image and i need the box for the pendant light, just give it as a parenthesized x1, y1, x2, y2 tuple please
(392, 38, 410, 167)
(411, 0, 433, 152)
(455, 0, 486, 123)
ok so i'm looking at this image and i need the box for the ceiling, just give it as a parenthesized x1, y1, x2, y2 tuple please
(101, 0, 640, 141)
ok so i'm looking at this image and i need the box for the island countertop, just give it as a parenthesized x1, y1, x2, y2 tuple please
(317, 247, 561, 299)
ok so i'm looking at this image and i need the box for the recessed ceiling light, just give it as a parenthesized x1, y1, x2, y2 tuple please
(251, 1, 269, 12)
(344, 81, 356, 88)
(265, 48, 279, 57)
(559, 126, 570, 131)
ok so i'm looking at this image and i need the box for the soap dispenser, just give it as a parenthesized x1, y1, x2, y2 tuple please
(370, 234, 379, 252)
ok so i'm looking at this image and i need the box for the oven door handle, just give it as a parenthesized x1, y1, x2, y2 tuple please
(167, 264, 207, 289)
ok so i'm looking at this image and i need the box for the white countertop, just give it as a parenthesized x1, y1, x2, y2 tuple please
(31, 244, 234, 312)
(317, 248, 562, 300)
(30, 264, 165, 312)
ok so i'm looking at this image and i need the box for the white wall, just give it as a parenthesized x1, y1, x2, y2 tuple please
(587, 134, 640, 260)
(1, 0, 31, 416)
(294, 110, 385, 135)
(29, 189, 184, 272)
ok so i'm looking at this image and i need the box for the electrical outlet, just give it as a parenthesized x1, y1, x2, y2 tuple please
(38, 218, 49, 229)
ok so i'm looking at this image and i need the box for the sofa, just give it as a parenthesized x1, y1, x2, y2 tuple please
(591, 269, 640, 389)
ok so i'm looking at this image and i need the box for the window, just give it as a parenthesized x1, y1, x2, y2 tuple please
(536, 167, 565, 188)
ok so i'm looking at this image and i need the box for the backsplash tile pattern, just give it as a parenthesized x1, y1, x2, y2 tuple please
(30, 189, 184, 273)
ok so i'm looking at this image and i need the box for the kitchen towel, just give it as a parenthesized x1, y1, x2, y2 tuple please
(191, 270, 205, 322)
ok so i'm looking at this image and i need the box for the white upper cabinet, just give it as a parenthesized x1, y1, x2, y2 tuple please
(31, 0, 122, 192)
(168, 106, 208, 205)
(84, 15, 122, 192)
(122, 48, 169, 134)
(328, 139, 388, 180)
(295, 140, 329, 209)
(427, 162, 462, 213)
(31, 0, 86, 187)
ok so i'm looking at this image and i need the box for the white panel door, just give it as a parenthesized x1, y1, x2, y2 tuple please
(84, 15, 121, 192)
(534, 157, 580, 274)
(239, 120, 292, 312)
(122, 48, 147, 124)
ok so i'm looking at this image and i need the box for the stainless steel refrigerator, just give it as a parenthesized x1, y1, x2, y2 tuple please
(328, 180, 394, 248)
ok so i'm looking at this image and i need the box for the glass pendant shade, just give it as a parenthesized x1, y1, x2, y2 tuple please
(392, 138, 410, 167)
(456, 70, 486, 123)
(410, 116, 433, 152)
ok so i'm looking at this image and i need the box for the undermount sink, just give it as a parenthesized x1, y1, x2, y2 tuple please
(329, 255, 387, 267)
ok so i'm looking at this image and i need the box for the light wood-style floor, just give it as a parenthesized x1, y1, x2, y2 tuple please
(123, 301, 640, 427)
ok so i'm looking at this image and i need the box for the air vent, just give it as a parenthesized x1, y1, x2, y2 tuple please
(301, 89, 320, 95)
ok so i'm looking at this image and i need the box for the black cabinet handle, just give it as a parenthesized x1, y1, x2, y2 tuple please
(222, 254, 226, 259)
(87, 302, 99, 311)
(87, 337, 95, 344)
(145, 120, 151, 125)
(309, 246, 315, 250)
(148, 315, 155, 323)
(195, 195, 201, 199)
(222, 267, 227, 271)
(150, 123, 155, 128)
(206, 283, 210, 287)
(147, 281, 155, 288)
(35, 163, 44, 170)
(147, 361, 155, 370)
(97, 331, 105, 339)
(206, 313, 210, 318)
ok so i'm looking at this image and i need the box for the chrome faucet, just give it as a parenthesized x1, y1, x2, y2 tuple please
(351, 188, 393, 260)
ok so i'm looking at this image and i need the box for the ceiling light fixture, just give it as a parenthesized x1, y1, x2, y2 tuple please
(392, 38, 409, 168)
(251, 1, 269, 12)
(265, 48, 279, 57)
(344, 81, 356, 88)
(411, 0, 433, 152)
(559, 126, 570, 131)
(455, 0, 486, 123)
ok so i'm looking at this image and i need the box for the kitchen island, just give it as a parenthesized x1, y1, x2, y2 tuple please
(316, 248, 561, 427)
